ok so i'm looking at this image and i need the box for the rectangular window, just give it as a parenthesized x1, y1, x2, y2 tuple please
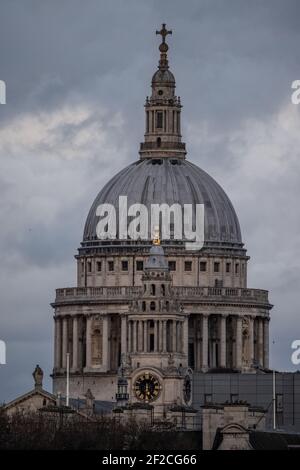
(136, 260, 144, 271)
(168, 261, 176, 271)
(96, 261, 102, 272)
(200, 261, 207, 272)
(226, 262, 231, 273)
(156, 111, 163, 129)
(121, 260, 128, 271)
(235, 263, 239, 274)
(108, 261, 114, 272)
(204, 394, 212, 404)
(214, 262, 220, 273)
(87, 261, 92, 273)
(185, 261, 192, 272)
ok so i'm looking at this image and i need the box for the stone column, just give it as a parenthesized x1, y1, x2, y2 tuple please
(85, 315, 92, 369)
(54, 317, 61, 370)
(154, 320, 158, 352)
(72, 316, 78, 371)
(201, 314, 208, 369)
(128, 320, 132, 353)
(196, 331, 201, 370)
(62, 316, 68, 369)
(258, 317, 264, 367)
(102, 315, 109, 371)
(172, 320, 177, 352)
(138, 320, 143, 352)
(249, 317, 254, 367)
(263, 317, 270, 369)
(133, 320, 137, 353)
(143, 320, 148, 352)
(121, 315, 127, 355)
(159, 320, 163, 352)
(220, 314, 227, 368)
(183, 317, 189, 356)
(162, 320, 167, 352)
(235, 316, 243, 369)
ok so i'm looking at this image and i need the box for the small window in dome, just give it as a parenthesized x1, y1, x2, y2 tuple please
(151, 159, 162, 165)
(121, 260, 128, 271)
(200, 261, 207, 272)
(214, 262, 220, 273)
(96, 261, 102, 272)
(185, 261, 192, 272)
(170, 159, 178, 165)
(108, 261, 114, 272)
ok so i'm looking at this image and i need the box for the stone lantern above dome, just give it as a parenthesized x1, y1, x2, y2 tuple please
(139, 23, 186, 160)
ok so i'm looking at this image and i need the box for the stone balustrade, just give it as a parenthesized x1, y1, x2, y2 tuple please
(54, 285, 270, 305)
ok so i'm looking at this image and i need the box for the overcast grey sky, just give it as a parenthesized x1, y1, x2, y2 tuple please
(0, 0, 300, 402)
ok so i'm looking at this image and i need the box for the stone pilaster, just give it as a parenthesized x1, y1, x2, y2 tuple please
(128, 320, 132, 353)
(121, 315, 127, 355)
(143, 320, 148, 352)
(220, 314, 227, 368)
(258, 317, 264, 367)
(201, 314, 208, 369)
(263, 317, 270, 369)
(235, 316, 242, 369)
(54, 317, 61, 370)
(183, 317, 189, 356)
(102, 315, 110, 371)
(72, 316, 78, 371)
(162, 320, 167, 352)
(85, 315, 92, 370)
(62, 316, 68, 369)
(248, 317, 254, 367)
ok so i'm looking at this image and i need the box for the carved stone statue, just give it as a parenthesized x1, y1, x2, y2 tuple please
(32, 364, 43, 389)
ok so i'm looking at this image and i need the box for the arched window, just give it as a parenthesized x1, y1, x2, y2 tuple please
(151, 284, 156, 296)
(150, 301, 156, 311)
(142, 301, 146, 312)
(161, 284, 165, 296)
(166, 301, 170, 312)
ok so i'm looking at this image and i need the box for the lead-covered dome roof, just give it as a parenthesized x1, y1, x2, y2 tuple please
(82, 158, 242, 249)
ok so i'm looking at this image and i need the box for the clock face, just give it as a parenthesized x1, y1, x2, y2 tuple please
(134, 372, 161, 402)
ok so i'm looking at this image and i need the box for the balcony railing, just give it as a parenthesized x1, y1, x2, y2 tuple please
(54, 286, 270, 305)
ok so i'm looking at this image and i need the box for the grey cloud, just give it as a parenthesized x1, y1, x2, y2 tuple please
(1, 0, 300, 401)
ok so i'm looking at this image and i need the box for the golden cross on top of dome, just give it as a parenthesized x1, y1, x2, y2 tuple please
(156, 23, 172, 44)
